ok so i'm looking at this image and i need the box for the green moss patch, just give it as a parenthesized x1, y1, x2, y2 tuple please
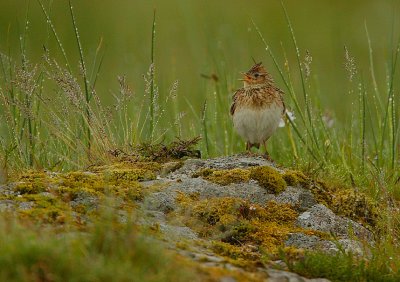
(3, 162, 157, 225)
(14, 171, 49, 194)
(249, 166, 287, 193)
(175, 195, 317, 257)
(282, 170, 309, 187)
(194, 166, 287, 194)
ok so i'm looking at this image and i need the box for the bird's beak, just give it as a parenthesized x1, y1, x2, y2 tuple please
(239, 73, 251, 81)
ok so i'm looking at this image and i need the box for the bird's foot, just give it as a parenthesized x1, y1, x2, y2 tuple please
(262, 152, 274, 163)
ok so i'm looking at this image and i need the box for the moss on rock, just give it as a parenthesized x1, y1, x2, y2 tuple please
(14, 171, 49, 194)
(193, 166, 287, 194)
(250, 166, 287, 194)
(280, 170, 380, 228)
(177, 195, 308, 255)
(16, 194, 70, 224)
(283, 170, 309, 187)
(330, 189, 379, 227)
(211, 241, 261, 268)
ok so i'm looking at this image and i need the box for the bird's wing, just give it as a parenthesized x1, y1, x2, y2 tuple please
(230, 88, 245, 116)
(272, 85, 286, 115)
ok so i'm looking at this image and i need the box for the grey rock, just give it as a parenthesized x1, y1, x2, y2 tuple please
(158, 223, 198, 241)
(267, 269, 330, 282)
(275, 186, 316, 211)
(69, 191, 99, 212)
(0, 200, 16, 212)
(18, 201, 35, 210)
(220, 277, 237, 282)
(296, 204, 336, 232)
(285, 233, 330, 250)
(285, 233, 368, 256)
(0, 183, 18, 196)
(296, 204, 373, 241)
(143, 177, 276, 213)
(335, 239, 366, 256)
(168, 154, 276, 180)
(144, 191, 177, 212)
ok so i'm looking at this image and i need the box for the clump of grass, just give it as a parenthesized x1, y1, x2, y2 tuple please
(0, 212, 193, 282)
(0, 1, 183, 171)
(108, 136, 201, 162)
(285, 248, 400, 282)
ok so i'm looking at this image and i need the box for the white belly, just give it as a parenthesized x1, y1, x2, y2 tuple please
(232, 105, 282, 144)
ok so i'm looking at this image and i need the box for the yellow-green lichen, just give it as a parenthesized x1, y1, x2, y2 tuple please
(330, 189, 379, 226)
(176, 195, 307, 255)
(250, 166, 287, 194)
(211, 241, 261, 267)
(283, 170, 309, 187)
(15, 194, 71, 224)
(6, 163, 151, 225)
(104, 168, 155, 182)
(91, 161, 161, 181)
(256, 201, 299, 223)
(14, 171, 49, 194)
(192, 197, 243, 225)
(193, 166, 287, 193)
(194, 168, 251, 186)
(305, 179, 380, 227)
(281, 170, 380, 227)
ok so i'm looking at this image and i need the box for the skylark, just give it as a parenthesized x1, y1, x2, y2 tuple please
(230, 62, 285, 155)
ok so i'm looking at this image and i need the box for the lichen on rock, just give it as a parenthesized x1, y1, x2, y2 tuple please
(193, 168, 251, 186)
(250, 166, 287, 194)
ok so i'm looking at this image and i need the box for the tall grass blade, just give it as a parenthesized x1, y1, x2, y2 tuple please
(69, 0, 92, 160)
(149, 9, 156, 141)
(37, 0, 71, 73)
(281, 1, 320, 152)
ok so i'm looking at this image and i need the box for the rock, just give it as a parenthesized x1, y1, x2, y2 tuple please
(219, 277, 237, 282)
(285, 233, 331, 250)
(143, 176, 276, 213)
(0, 200, 16, 212)
(69, 192, 99, 212)
(0, 183, 18, 196)
(267, 269, 330, 282)
(285, 233, 367, 256)
(144, 191, 177, 212)
(168, 155, 276, 180)
(158, 223, 198, 241)
(275, 186, 316, 211)
(296, 204, 373, 241)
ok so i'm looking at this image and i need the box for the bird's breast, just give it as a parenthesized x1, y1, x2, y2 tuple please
(232, 103, 283, 144)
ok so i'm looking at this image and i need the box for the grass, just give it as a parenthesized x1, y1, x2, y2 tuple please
(0, 210, 193, 282)
(0, 0, 399, 281)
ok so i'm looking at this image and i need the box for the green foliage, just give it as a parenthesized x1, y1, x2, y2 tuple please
(287, 250, 400, 282)
(0, 214, 192, 282)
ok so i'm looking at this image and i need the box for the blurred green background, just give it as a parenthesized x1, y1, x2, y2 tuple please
(0, 0, 399, 143)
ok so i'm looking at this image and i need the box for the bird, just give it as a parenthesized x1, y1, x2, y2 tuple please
(230, 62, 285, 156)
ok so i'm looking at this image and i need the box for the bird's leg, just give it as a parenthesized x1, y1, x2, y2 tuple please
(246, 142, 256, 156)
(262, 141, 274, 162)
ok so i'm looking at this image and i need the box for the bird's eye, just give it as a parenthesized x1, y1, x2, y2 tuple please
(254, 73, 259, 78)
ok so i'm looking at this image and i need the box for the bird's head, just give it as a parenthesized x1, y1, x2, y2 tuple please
(240, 62, 272, 86)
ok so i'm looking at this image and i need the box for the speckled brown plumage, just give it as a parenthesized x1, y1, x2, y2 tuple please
(230, 85, 285, 115)
(230, 62, 285, 152)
